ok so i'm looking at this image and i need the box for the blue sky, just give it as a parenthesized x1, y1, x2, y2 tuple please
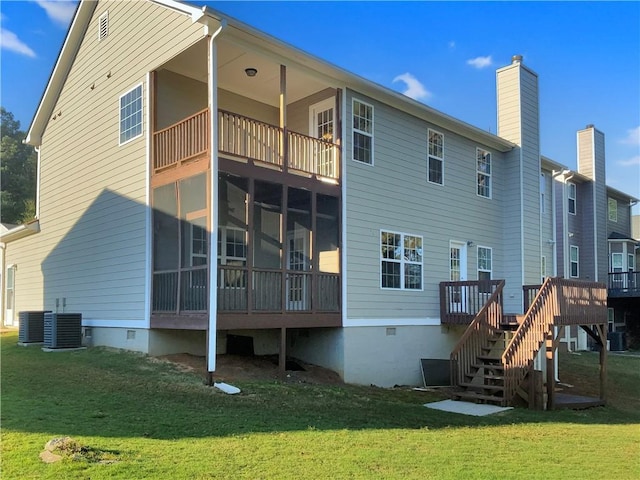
(1, 1, 639, 209)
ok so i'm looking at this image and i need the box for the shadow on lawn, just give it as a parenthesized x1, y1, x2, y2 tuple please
(2, 332, 639, 441)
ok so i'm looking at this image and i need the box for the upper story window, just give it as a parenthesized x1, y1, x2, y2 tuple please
(540, 173, 546, 213)
(98, 11, 109, 41)
(570, 245, 579, 278)
(608, 197, 618, 222)
(477, 246, 492, 281)
(611, 253, 623, 272)
(119, 84, 143, 145)
(380, 230, 423, 290)
(568, 182, 576, 215)
(428, 129, 444, 185)
(352, 99, 373, 164)
(476, 148, 491, 198)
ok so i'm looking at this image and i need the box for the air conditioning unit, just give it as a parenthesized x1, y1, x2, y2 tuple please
(44, 313, 82, 349)
(18, 311, 51, 343)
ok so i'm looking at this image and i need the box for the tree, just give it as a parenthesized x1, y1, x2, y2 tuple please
(1, 107, 37, 224)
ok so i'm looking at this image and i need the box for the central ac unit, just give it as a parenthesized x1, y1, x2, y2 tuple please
(44, 313, 82, 349)
(18, 311, 51, 343)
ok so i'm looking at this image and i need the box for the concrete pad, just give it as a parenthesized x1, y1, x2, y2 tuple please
(41, 347, 87, 353)
(17, 342, 44, 347)
(424, 399, 513, 416)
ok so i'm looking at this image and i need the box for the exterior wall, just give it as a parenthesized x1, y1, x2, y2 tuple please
(608, 192, 633, 237)
(288, 327, 345, 378)
(287, 88, 336, 135)
(577, 127, 608, 282)
(576, 180, 594, 280)
(496, 57, 541, 309)
(344, 89, 508, 322)
(84, 326, 150, 352)
(540, 167, 556, 278)
(5, 0, 205, 341)
(218, 88, 279, 126)
(342, 325, 460, 387)
(156, 69, 207, 130)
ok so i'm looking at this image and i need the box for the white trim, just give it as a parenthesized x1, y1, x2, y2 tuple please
(608, 197, 618, 223)
(567, 182, 577, 215)
(351, 98, 374, 165)
(0, 221, 40, 243)
(341, 87, 348, 325)
(82, 319, 149, 328)
(570, 245, 579, 278)
(308, 97, 335, 137)
(427, 128, 445, 186)
(35, 146, 42, 218)
(477, 245, 493, 279)
(118, 83, 144, 146)
(144, 72, 152, 328)
(344, 317, 441, 327)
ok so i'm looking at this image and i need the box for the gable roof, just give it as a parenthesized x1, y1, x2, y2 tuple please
(26, 0, 515, 153)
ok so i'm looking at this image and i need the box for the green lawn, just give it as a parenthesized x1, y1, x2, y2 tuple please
(1, 331, 639, 479)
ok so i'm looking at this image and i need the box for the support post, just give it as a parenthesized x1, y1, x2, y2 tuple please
(279, 327, 287, 373)
(595, 323, 607, 404)
(546, 330, 555, 410)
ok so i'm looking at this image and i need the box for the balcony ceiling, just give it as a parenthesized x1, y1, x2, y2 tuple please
(162, 38, 330, 107)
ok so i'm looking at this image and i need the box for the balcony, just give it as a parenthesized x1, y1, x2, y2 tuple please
(439, 280, 503, 325)
(608, 271, 640, 298)
(152, 108, 340, 181)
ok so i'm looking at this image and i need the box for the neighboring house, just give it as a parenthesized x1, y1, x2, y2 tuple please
(1, 0, 615, 398)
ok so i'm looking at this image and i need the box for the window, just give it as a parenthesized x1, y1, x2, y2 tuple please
(119, 84, 143, 145)
(381, 231, 423, 290)
(428, 129, 444, 184)
(476, 148, 491, 198)
(629, 254, 635, 272)
(477, 246, 492, 281)
(98, 11, 109, 41)
(608, 197, 617, 222)
(540, 173, 546, 213)
(568, 182, 576, 215)
(611, 253, 623, 272)
(352, 99, 373, 164)
(570, 246, 579, 278)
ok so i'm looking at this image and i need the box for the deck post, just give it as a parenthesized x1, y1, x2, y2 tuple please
(546, 330, 555, 410)
(279, 327, 287, 373)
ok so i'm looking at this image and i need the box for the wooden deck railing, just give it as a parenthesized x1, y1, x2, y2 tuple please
(153, 109, 340, 180)
(501, 277, 607, 405)
(440, 280, 503, 325)
(523, 284, 541, 311)
(449, 280, 505, 387)
(153, 108, 210, 170)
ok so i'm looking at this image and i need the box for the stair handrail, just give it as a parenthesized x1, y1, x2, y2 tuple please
(501, 277, 559, 404)
(450, 280, 505, 387)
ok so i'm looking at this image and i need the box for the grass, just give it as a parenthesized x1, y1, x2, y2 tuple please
(1, 331, 639, 479)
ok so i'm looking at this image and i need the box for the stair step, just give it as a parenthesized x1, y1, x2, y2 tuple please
(465, 372, 504, 381)
(452, 390, 505, 405)
(477, 355, 502, 363)
(459, 382, 504, 392)
(471, 363, 504, 371)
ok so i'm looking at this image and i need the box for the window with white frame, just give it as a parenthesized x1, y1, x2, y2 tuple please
(380, 231, 423, 290)
(476, 148, 491, 198)
(352, 99, 373, 164)
(477, 246, 492, 281)
(540, 173, 546, 213)
(629, 254, 635, 272)
(608, 197, 617, 222)
(570, 245, 579, 277)
(428, 129, 444, 184)
(119, 84, 143, 145)
(568, 182, 576, 215)
(611, 253, 623, 272)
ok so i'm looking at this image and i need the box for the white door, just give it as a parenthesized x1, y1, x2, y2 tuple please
(309, 98, 335, 177)
(286, 228, 310, 311)
(5, 265, 16, 326)
(450, 242, 468, 313)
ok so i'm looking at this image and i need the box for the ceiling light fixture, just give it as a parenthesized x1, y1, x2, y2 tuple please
(244, 67, 258, 77)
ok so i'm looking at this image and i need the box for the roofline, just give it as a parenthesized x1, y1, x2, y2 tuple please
(607, 185, 639, 203)
(0, 220, 40, 243)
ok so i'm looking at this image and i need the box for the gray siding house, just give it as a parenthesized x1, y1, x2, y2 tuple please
(0, 0, 620, 393)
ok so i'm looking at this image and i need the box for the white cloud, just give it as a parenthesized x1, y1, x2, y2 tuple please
(618, 155, 640, 167)
(392, 72, 432, 101)
(620, 126, 640, 146)
(467, 55, 493, 69)
(34, 0, 77, 28)
(0, 28, 36, 58)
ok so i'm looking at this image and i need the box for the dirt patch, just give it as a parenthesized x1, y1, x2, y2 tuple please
(157, 353, 344, 386)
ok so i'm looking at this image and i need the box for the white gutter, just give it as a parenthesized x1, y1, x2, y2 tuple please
(0, 222, 41, 243)
(206, 20, 227, 376)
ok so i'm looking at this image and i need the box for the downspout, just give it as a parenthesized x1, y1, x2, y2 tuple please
(206, 20, 226, 380)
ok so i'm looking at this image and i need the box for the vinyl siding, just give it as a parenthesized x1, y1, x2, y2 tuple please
(608, 193, 632, 237)
(6, 0, 204, 322)
(287, 88, 336, 135)
(540, 168, 555, 277)
(344, 89, 507, 320)
(156, 69, 207, 130)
